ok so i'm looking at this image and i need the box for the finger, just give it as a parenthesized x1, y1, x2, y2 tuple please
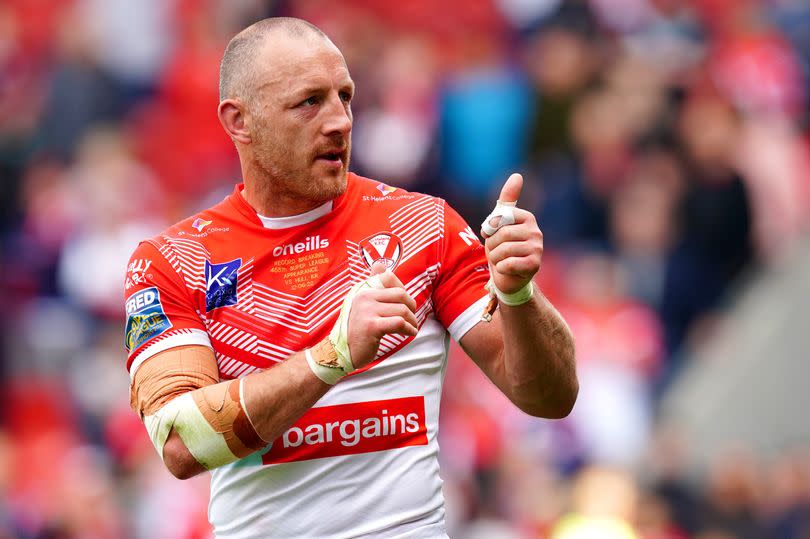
(484, 217, 541, 248)
(498, 173, 523, 204)
(486, 241, 538, 266)
(360, 287, 417, 313)
(374, 303, 419, 328)
(494, 257, 541, 276)
(374, 316, 419, 337)
(375, 270, 406, 289)
(370, 261, 387, 275)
(481, 175, 525, 238)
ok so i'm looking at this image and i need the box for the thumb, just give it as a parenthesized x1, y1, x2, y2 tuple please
(370, 260, 387, 275)
(498, 173, 523, 204)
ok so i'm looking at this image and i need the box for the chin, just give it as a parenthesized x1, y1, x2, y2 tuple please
(308, 171, 347, 202)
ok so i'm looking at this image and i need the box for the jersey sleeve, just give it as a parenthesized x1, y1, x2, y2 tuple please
(124, 240, 211, 379)
(432, 201, 491, 342)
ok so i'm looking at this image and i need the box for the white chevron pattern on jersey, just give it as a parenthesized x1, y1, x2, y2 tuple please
(208, 317, 296, 367)
(160, 236, 259, 315)
(388, 197, 445, 266)
(251, 266, 354, 332)
(159, 237, 211, 292)
(217, 350, 262, 379)
(233, 257, 255, 314)
(346, 241, 372, 282)
(206, 263, 441, 375)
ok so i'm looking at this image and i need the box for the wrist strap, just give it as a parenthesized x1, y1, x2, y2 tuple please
(486, 279, 535, 306)
(305, 344, 346, 385)
(328, 274, 385, 372)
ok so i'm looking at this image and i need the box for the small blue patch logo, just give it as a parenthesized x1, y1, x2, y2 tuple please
(206, 259, 241, 312)
(125, 287, 172, 351)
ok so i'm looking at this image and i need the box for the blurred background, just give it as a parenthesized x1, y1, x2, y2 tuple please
(2, 0, 810, 537)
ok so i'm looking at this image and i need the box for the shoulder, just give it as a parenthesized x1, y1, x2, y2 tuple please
(138, 192, 236, 252)
(348, 173, 443, 209)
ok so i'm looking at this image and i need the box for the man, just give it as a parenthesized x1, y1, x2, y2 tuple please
(124, 17, 577, 539)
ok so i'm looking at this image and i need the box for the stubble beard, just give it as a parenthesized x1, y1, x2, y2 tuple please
(253, 144, 350, 206)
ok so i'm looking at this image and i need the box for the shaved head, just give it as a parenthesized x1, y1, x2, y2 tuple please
(219, 17, 330, 103)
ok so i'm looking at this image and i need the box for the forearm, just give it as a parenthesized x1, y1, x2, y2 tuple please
(161, 357, 328, 480)
(241, 350, 330, 441)
(498, 290, 577, 418)
(134, 344, 332, 479)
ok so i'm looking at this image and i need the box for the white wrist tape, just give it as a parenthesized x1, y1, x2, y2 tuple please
(481, 200, 517, 237)
(485, 279, 535, 306)
(143, 392, 239, 469)
(324, 274, 385, 377)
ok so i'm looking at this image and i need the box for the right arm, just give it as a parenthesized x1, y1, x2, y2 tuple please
(132, 268, 418, 479)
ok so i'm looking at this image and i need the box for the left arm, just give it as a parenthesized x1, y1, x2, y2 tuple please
(460, 292, 577, 418)
(459, 173, 578, 418)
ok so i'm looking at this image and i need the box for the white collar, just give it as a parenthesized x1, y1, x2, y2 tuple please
(256, 200, 333, 229)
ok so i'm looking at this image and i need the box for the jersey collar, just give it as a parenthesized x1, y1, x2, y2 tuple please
(257, 200, 332, 229)
(228, 175, 353, 230)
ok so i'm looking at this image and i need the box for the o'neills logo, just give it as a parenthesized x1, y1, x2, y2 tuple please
(273, 235, 329, 257)
(262, 396, 427, 464)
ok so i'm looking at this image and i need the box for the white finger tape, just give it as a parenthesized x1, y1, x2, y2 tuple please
(481, 200, 517, 237)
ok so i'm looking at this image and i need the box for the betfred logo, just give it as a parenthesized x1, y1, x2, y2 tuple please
(273, 235, 329, 257)
(262, 396, 427, 464)
(124, 287, 172, 351)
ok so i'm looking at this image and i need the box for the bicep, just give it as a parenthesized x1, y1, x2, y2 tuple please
(458, 310, 509, 395)
(130, 345, 218, 479)
(130, 345, 219, 418)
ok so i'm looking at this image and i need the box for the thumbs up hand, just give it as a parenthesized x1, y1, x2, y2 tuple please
(480, 173, 543, 297)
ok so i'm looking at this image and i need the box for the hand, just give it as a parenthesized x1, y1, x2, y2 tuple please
(346, 262, 418, 369)
(481, 173, 543, 295)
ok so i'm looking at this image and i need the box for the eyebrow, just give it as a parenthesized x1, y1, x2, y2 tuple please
(282, 81, 354, 103)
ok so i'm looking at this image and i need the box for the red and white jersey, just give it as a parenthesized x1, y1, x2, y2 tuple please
(124, 173, 490, 539)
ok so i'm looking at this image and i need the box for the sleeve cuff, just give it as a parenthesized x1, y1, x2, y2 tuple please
(446, 294, 491, 343)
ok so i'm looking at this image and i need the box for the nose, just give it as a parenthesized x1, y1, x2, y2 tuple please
(321, 93, 352, 137)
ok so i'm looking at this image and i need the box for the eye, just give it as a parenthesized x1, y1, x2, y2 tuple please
(300, 96, 319, 107)
(339, 90, 353, 103)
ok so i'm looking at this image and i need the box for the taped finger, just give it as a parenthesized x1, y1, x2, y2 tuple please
(481, 200, 517, 237)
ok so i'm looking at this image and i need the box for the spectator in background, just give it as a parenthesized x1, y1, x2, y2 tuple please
(1, 0, 810, 537)
(57, 126, 166, 316)
(551, 466, 640, 539)
(561, 252, 663, 465)
(438, 35, 535, 225)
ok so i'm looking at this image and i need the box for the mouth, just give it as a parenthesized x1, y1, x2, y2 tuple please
(314, 147, 347, 167)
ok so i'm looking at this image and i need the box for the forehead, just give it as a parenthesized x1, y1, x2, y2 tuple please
(254, 36, 352, 95)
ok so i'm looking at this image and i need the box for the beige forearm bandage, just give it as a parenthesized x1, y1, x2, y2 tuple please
(131, 346, 267, 469)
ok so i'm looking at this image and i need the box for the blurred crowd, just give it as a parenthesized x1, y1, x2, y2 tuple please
(1, 0, 810, 537)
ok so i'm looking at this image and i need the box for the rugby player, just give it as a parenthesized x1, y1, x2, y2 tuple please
(124, 17, 577, 538)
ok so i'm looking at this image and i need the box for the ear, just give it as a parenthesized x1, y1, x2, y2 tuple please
(218, 99, 252, 145)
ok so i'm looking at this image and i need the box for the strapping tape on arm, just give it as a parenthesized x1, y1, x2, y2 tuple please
(141, 377, 267, 470)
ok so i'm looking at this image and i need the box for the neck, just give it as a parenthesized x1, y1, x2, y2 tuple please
(240, 181, 329, 217)
(238, 154, 333, 217)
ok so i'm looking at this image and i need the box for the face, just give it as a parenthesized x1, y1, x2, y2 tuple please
(246, 35, 354, 204)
